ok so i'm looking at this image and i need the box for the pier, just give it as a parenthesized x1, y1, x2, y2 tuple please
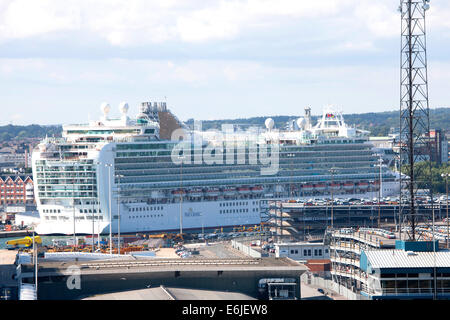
(0, 230, 34, 239)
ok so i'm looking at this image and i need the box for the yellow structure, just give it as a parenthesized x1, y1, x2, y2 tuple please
(6, 236, 42, 247)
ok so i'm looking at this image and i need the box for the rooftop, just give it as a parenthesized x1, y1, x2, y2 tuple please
(363, 249, 450, 269)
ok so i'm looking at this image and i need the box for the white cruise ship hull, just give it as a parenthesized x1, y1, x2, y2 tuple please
(35, 182, 398, 235)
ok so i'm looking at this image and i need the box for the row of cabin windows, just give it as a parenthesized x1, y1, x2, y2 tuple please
(220, 201, 257, 207)
(129, 214, 163, 219)
(129, 206, 163, 212)
(43, 209, 61, 213)
(80, 209, 102, 213)
(220, 208, 251, 214)
(289, 248, 327, 256)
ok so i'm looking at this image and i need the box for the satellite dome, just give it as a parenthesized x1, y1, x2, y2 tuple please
(101, 102, 111, 116)
(119, 101, 129, 114)
(265, 118, 274, 130)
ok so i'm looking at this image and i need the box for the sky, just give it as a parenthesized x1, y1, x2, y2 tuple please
(1, 0, 450, 125)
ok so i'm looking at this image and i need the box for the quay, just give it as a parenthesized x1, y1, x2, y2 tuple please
(0, 230, 34, 239)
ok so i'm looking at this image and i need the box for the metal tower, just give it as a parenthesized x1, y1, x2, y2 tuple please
(398, 0, 432, 241)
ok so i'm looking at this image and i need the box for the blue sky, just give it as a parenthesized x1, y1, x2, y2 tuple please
(1, 0, 450, 125)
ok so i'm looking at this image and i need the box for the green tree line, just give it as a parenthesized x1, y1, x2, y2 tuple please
(401, 162, 450, 194)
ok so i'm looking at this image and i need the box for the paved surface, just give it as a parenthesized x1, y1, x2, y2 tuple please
(301, 282, 347, 300)
(196, 242, 249, 259)
(154, 248, 180, 259)
(165, 287, 255, 300)
(0, 249, 16, 265)
(83, 286, 173, 300)
(83, 286, 255, 300)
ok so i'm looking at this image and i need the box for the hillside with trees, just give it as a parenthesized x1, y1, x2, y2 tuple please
(0, 107, 448, 142)
(185, 107, 450, 136)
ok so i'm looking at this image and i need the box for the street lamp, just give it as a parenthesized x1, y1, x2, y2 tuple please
(91, 164, 96, 253)
(71, 178, 77, 250)
(105, 163, 113, 255)
(115, 174, 124, 254)
(329, 168, 338, 229)
(178, 155, 186, 236)
(441, 173, 449, 249)
(95, 161, 101, 250)
(377, 156, 383, 228)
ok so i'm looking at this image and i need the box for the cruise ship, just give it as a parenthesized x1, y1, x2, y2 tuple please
(32, 102, 400, 235)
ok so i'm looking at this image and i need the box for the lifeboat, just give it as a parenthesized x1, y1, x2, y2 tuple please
(171, 189, 186, 196)
(223, 187, 237, 196)
(206, 187, 221, 197)
(237, 187, 251, 194)
(302, 184, 314, 192)
(251, 186, 264, 194)
(189, 188, 203, 198)
(343, 182, 354, 190)
(329, 183, 341, 191)
(357, 182, 369, 190)
(314, 183, 326, 191)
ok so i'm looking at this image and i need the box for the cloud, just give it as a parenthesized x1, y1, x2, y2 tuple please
(0, 0, 423, 46)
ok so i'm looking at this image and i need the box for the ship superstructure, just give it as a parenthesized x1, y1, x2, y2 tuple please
(32, 103, 400, 235)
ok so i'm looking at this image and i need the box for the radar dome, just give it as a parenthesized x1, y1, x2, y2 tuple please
(101, 102, 111, 116)
(296, 117, 306, 129)
(119, 101, 129, 114)
(265, 118, 274, 130)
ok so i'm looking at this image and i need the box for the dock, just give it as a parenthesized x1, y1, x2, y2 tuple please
(0, 230, 34, 239)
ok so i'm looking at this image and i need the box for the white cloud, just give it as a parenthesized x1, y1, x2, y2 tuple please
(0, 0, 429, 46)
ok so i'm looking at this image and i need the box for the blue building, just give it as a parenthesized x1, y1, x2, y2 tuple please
(360, 240, 450, 299)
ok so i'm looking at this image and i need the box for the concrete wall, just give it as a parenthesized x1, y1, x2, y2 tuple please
(231, 239, 261, 258)
(301, 273, 365, 300)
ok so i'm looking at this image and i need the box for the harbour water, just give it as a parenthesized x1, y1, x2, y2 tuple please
(0, 235, 74, 249)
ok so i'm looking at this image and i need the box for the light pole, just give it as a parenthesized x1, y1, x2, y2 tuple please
(72, 179, 77, 250)
(178, 155, 185, 236)
(105, 163, 113, 255)
(442, 173, 449, 249)
(329, 168, 338, 229)
(115, 174, 124, 254)
(377, 156, 383, 228)
(95, 161, 101, 250)
(33, 230, 37, 299)
(91, 165, 95, 253)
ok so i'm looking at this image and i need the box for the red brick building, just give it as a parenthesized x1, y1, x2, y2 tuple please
(0, 175, 34, 205)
